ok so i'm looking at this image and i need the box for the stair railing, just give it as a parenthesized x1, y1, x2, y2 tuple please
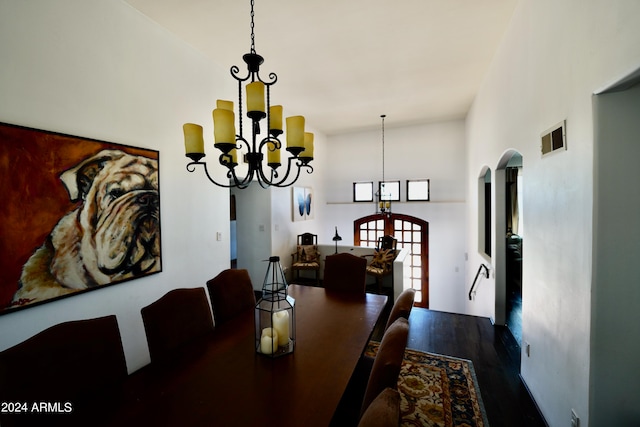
(468, 263, 490, 300)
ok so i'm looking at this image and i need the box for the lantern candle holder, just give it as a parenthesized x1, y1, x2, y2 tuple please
(255, 256, 295, 357)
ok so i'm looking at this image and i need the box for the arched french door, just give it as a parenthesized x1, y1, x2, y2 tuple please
(354, 213, 429, 308)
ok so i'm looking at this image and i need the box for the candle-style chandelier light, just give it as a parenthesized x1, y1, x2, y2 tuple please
(376, 114, 392, 216)
(182, 0, 313, 189)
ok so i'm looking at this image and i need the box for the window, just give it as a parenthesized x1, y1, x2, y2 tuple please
(379, 181, 400, 201)
(479, 168, 492, 257)
(353, 182, 373, 202)
(406, 179, 430, 201)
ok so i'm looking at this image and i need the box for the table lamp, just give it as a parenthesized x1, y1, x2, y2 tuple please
(332, 227, 342, 254)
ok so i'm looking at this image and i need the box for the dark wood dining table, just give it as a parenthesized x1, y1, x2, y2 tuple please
(89, 285, 387, 427)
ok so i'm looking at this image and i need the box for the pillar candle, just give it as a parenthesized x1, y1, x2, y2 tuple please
(286, 116, 305, 149)
(183, 123, 204, 155)
(229, 148, 238, 165)
(213, 108, 236, 144)
(217, 99, 234, 111)
(269, 105, 283, 131)
(260, 327, 279, 355)
(267, 144, 281, 165)
(301, 132, 314, 158)
(272, 310, 290, 347)
(246, 81, 265, 113)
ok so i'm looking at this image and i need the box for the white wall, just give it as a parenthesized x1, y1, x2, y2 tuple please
(591, 82, 640, 425)
(321, 120, 467, 313)
(231, 126, 327, 288)
(0, 0, 232, 373)
(465, 0, 640, 425)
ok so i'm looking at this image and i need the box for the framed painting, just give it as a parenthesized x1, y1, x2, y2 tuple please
(292, 186, 313, 221)
(0, 122, 162, 314)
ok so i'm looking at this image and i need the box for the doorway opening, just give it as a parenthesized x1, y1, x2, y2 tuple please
(497, 152, 523, 346)
(354, 213, 429, 308)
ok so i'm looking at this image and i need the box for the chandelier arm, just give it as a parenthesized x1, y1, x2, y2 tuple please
(266, 156, 299, 187)
(249, 143, 275, 187)
(236, 135, 252, 152)
(228, 165, 254, 189)
(258, 136, 282, 152)
(281, 163, 313, 187)
(254, 71, 277, 86)
(186, 161, 238, 188)
(267, 158, 314, 188)
(230, 65, 252, 82)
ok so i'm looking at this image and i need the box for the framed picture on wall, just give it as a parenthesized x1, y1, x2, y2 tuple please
(0, 122, 162, 315)
(292, 186, 313, 221)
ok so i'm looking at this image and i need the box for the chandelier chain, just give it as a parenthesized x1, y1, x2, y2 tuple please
(250, 0, 256, 54)
(381, 114, 386, 183)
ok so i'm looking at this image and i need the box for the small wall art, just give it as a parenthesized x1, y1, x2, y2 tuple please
(292, 186, 313, 221)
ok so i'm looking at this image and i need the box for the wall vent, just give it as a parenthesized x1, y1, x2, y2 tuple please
(541, 120, 566, 156)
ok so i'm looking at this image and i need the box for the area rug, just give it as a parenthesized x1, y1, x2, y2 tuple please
(365, 342, 489, 427)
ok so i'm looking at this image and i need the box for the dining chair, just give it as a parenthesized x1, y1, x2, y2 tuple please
(360, 317, 409, 417)
(0, 315, 127, 420)
(206, 268, 256, 325)
(323, 252, 367, 294)
(357, 387, 401, 427)
(290, 232, 321, 286)
(384, 288, 416, 331)
(141, 287, 214, 363)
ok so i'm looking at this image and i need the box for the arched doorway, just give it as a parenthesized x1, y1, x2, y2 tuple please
(354, 213, 429, 308)
(495, 151, 523, 345)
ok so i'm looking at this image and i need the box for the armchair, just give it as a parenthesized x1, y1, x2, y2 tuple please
(363, 235, 398, 294)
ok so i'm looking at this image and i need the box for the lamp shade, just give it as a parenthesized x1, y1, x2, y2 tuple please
(267, 143, 281, 166)
(286, 116, 305, 150)
(213, 108, 236, 146)
(183, 123, 204, 155)
(269, 105, 283, 132)
(217, 99, 234, 111)
(246, 81, 266, 114)
(300, 132, 314, 159)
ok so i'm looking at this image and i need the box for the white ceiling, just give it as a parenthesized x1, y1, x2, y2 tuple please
(125, 0, 518, 135)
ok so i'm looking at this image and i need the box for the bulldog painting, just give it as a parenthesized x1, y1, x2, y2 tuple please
(11, 149, 161, 306)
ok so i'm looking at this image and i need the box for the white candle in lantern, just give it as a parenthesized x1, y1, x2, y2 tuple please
(272, 310, 290, 347)
(260, 327, 279, 355)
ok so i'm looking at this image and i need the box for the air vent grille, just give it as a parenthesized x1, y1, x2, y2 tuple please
(541, 120, 566, 156)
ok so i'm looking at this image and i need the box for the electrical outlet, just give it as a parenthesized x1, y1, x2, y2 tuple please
(571, 409, 579, 427)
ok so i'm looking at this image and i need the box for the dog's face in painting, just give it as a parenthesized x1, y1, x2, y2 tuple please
(13, 149, 160, 305)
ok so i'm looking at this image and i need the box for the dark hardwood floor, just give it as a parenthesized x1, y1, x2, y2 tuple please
(334, 297, 548, 426)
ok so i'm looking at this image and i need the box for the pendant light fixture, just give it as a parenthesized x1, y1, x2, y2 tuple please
(376, 114, 392, 216)
(182, 0, 313, 188)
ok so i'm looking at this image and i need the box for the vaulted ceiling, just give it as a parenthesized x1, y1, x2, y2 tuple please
(125, 0, 517, 135)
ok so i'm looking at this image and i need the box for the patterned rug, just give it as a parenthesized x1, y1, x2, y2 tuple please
(365, 342, 489, 427)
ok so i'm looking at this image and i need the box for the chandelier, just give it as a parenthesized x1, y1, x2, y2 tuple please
(182, 0, 313, 188)
(376, 114, 392, 215)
